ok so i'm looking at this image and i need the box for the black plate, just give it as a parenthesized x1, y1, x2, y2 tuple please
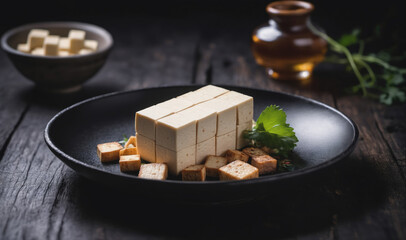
(44, 85, 358, 204)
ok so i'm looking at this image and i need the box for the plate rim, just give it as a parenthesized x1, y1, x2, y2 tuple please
(44, 84, 359, 186)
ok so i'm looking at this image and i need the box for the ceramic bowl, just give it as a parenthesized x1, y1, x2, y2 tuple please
(1, 22, 113, 93)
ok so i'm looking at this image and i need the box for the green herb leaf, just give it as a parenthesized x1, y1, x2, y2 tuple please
(118, 135, 129, 147)
(338, 28, 360, 47)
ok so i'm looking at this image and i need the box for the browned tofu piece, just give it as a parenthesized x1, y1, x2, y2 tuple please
(204, 155, 228, 178)
(251, 155, 277, 175)
(260, 146, 277, 154)
(125, 136, 137, 148)
(225, 149, 249, 163)
(119, 155, 141, 172)
(119, 147, 138, 156)
(219, 160, 259, 180)
(138, 163, 168, 180)
(242, 147, 267, 158)
(97, 142, 123, 162)
(182, 164, 206, 181)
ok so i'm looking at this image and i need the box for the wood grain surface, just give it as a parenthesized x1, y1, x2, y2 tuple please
(0, 14, 405, 240)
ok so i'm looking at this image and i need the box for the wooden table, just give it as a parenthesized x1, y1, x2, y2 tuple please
(1, 14, 405, 240)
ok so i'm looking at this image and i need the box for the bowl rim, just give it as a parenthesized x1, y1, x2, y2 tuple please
(1, 21, 113, 59)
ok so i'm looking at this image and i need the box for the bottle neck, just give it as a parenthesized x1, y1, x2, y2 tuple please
(269, 15, 310, 32)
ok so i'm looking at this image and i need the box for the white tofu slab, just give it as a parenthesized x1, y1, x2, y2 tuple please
(194, 85, 229, 98)
(136, 133, 156, 163)
(196, 136, 215, 164)
(156, 144, 196, 175)
(44, 35, 60, 56)
(179, 104, 216, 143)
(216, 129, 236, 156)
(236, 120, 252, 149)
(156, 111, 196, 151)
(176, 91, 213, 105)
(155, 98, 194, 114)
(28, 29, 49, 50)
(198, 97, 236, 136)
(135, 105, 173, 140)
(216, 91, 254, 124)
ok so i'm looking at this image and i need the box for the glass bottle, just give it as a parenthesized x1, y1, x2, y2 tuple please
(251, 1, 327, 81)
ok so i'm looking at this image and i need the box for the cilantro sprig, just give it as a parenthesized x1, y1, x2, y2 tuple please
(244, 105, 298, 157)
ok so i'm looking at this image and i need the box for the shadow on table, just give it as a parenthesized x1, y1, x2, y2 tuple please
(68, 155, 388, 239)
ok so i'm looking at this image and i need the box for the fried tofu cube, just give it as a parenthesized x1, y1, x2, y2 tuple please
(44, 35, 60, 56)
(138, 163, 168, 180)
(219, 160, 259, 180)
(242, 147, 267, 158)
(124, 136, 137, 148)
(68, 29, 85, 53)
(17, 43, 30, 53)
(225, 149, 249, 163)
(97, 142, 123, 162)
(251, 155, 277, 175)
(31, 48, 45, 56)
(127, 144, 136, 148)
(204, 155, 227, 177)
(119, 147, 138, 156)
(136, 133, 156, 163)
(28, 29, 49, 50)
(84, 39, 98, 51)
(119, 155, 141, 172)
(182, 164, 206, 181)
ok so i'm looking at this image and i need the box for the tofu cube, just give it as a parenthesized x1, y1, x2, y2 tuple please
(17, 43, 30, 53)
(236, 121, 252, 149)
(84, 39, 98, 51)
(217, 91, 254, 124)
(44, 35, 60, 56)
(119, 147, 138, 156)
(59, 37, 70, 51)
(204, 155, 227, 178)
(68, 29, 85, 53)
(176, 91, 213, 105)
(225, 149, 249, 163)
(119, 155, 141, 172)
(27, 29, 49, 50)
(31, 48, 45, 56)
(136, 134, 156, 162)
(251, 155, 277, 175)
(138, 163, 168, 180)
(196, 136, 215, 164)
(155, 98, 194, 114)
(216, 129, 236, 156)
(135, 105, 173, 140)
(194, 85, 229, 98)
(182, 164, 206, 181)
(219, 160, 259, 180)
(156, 144, 195, 176)
(79, 49, 93, 55)
(156, 111, 196, 151)
(199, 97, 236, 136)
(58, 50, 70, 57)
(242, 147, 267, 158)
(97, 142, 123, 162)
(124, 136, 137, 148)
(180, 104, 217, 143)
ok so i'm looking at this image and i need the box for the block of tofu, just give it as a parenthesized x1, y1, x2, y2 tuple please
(79, 49, 93, 55)
(194, 85, 229, 99)
(225, 149, 249, 163)
(155, 98, 194, 114)
(135, 105, 173, 140)
(58, 50, 70, 57)
(196, 136, 215, 164)
(182, 164, 206, 181)
(204, 155, 227, 178)
(242, 147, 267, 158)
(17, 43, 30, 53)
(44, 35, 60, 56)
(124, 136, 137, 148)
(84, 39, 98, 51)
(176, 91, 213, 105)
(199, 97, 236, 136)
(156, 144, 195, 175)
(58, 37, 70, 51)
(28, 29, 49, 50)
(216, 130, 236, 156)
(136, 134, 156, 162)
(119, 155, 141, 172)
(217, 91, 254, 124)
(236, 120, 252, 149)
(180, 104, 216, 143)
(119, 147, 138, 156)
(138, 163, 168, 180)
(156, 111, 196, 151)
(31, 48, 45, 56)
(68, 29, 85, 53)
(251, 155, 277, 175)
(219, 160, 259, 180)
(97, 142, 123, 162)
